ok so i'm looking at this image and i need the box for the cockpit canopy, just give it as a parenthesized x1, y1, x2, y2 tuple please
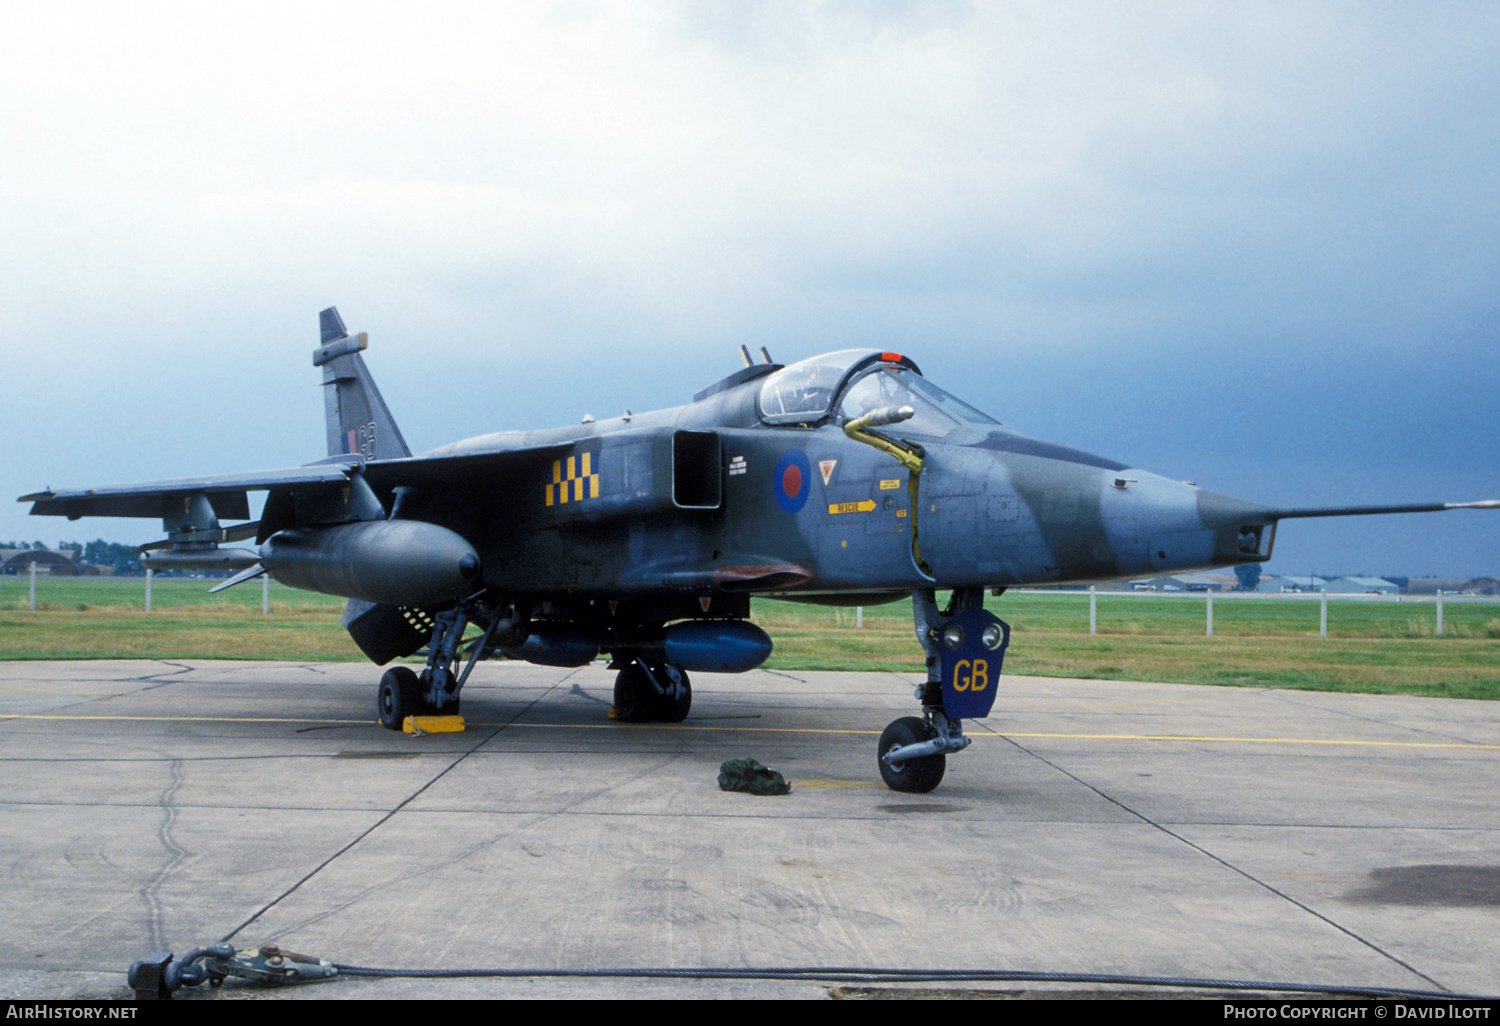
(757, 349, 999, 437)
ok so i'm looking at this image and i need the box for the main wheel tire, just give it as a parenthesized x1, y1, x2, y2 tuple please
(648, 662, 691, 723)
(613, 663, 660, 723)
(377, 665, 423, 731)
(877, 715, 946, 793)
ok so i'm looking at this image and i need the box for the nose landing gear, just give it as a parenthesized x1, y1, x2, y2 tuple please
(878, 587, 1010, 793)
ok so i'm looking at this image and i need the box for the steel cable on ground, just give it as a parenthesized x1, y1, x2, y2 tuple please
(328, 963, 1495, 1000)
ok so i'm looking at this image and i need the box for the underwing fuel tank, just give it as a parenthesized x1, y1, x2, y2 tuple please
(260, 520, 479, 606)
(503, 625, 600, 668)
(505, 620, 773, 671)
(662, 620, 773, 673)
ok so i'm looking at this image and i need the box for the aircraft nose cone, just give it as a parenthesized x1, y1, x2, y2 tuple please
(1195, 488, 1275, 530)
(1191, 487, 1277, 565)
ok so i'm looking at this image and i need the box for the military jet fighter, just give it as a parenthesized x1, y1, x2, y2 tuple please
(22, 308, 1499, 792)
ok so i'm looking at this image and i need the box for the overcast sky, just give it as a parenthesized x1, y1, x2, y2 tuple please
(3, 1, 1497, 578)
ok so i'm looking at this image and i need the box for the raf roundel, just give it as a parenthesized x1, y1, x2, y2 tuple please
(773, 449, 811, 514)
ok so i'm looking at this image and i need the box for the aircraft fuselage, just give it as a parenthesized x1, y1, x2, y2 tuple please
(393, 354, 1272, 604)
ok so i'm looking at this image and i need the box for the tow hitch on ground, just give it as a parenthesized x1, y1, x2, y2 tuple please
(127, 943, 337, 999)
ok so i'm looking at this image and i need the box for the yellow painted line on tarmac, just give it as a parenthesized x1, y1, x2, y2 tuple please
(484, 721, 1500, 750)
(0, 714, 371, 725)
(793, 779, 884, 789)
(990, 731, 1500, 751)
(473, 721, 1500, 750)
(545, 721, 876, 735)
(3, 713, 1496, 751)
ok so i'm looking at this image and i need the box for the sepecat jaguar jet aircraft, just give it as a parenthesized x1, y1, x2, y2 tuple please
(22, 308, 1499, 792)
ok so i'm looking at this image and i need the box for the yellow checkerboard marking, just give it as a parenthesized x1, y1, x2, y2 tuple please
(546, 449, 600, 506)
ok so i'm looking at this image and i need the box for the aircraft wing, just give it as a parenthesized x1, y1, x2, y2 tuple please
(18, 445, 573, 580)
(20, 461, 363, 521)
(19, 440, 578, 521)
(18, 437, 586, 536)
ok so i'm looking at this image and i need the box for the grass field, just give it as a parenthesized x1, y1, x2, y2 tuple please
(3, 577, 1498, 700)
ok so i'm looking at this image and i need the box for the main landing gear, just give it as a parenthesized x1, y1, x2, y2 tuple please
(612, 658, 691, 723)
(377, 600, 503, 730)
(373, 597, 698, 730)
(376, 665, 425, 730)
(877, 587, 1011, 793)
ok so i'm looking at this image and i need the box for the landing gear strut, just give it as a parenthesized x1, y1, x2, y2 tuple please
(877, 587, 1010, 793)
(376, 597, 506, 731)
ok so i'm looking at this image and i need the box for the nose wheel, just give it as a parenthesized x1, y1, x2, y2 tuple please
(877, 716, 946, 793)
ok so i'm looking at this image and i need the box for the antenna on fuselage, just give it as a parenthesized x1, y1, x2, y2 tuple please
(738, 345, 754, 368)
(760, 347, 774, 364)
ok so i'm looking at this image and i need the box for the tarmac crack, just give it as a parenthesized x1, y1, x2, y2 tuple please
(123, 661, 198, 688)
(997, 733, 1454, 995)
(1266, 688, 1494, 749)
(216, 733, 502, 944)
(216, 668, 639, 944)
(247, 763, 676, 942)
(141, 758, 189, 953)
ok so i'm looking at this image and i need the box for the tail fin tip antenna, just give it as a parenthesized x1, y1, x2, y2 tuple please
(319, 307, 349, 344)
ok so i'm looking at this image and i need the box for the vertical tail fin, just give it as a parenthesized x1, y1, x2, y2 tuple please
(312, 307, 411, 460)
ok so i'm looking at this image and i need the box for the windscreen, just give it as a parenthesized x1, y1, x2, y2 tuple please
(837, 365, 1000, 437)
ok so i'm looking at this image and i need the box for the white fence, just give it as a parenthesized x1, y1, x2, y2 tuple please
(1059, 586, 1499, 637)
